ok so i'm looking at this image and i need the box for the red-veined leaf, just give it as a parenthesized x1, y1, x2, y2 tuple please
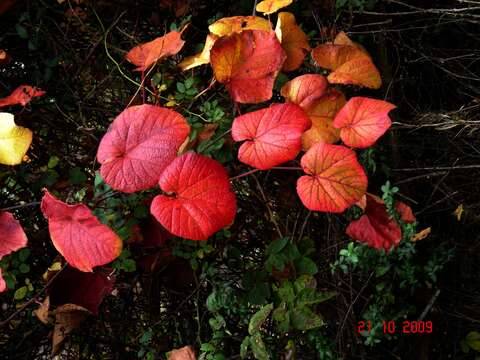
(0, 269, 5, 292)
(395, 201, 416, 223)
(47, 265, 115, 315)
(97, 104, 190, 193)
(210, 30, 286, 103)
(275, 12, 310, 72)
(0, 210, 28, 258)
(346, 194, 401, 250)
(333, 97, 396, 148)
(150, 152, 236, 241)
(280, 74, 328, 109)
(41, 190, 122, 272)
(232, 103, 310, 169)
(0, 85, 45, 108)
(301, 89, 346, 150)
(125, 30, 185, 72)
(208, 16, 271, 37)
(296, 142, 367, 212)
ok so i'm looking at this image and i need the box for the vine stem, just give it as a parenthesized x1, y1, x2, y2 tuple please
(0, 264, 68, 328)
(229, 166, 303, 181)
(1, 202, 41, 212)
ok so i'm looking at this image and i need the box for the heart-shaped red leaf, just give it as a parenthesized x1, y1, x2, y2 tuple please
(346, 194, 401, 250)
(280, 74, 328, 109)
(125, 30, 185, 72)
(0, 85, 45, 108)
(296, 142, 367, 212)
(47, 265, 115, 315)
(333, 97, 396, 148)
(97, 105, 190, 193)
(0, 211, 28, 258)
(41, 190, 122, 272)
(150, 152, 236, 240)
(210, 30, 286, 104)
(232, 103, 310, 170)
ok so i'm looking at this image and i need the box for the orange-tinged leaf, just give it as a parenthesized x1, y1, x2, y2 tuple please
(412, 227, 431, 242)
(280, 74, 328, 109)
(232, 103, 310, 169)
(333, 97, 396, 148)
(151, 153, 237, 241)
(296, 142, 367, 212)
(0, 112, 33, 165)
(208, 16, 271, 37)
(0, 211, 28, 259)
(0, 85, 45, 108)
(311, 44, 381, 89)
(302, 90, 346, 150)
(256, 0, 293, 14)
(275, 12, 310, 72)
(179, 34, 218, 71)
(346, 194, 401, 250)
(454, 204, 464, 221)
(97, 105, 190, 193)
(125, 30, 185, 72)
(210, 30, 286, 104)
(41, 190, 122, 272)
(168, 345, 196, 360)
(333, 31, 356, 47)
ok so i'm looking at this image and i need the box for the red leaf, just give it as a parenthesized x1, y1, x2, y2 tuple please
(395, 201, 415, 223)
(41, 190, 122, 272)
(296, 142, 367, 212)
(47, 265, 115, 315)
(97, 105, 190, 193)
(280, 74, 328, 109)
(125, 30, 185, 72)
(346, 194, 401, 250)
(333, 97, 396, 148)
(141, 215, 172, 247)
(150, 153, 236, 240)
(210, 30, 286, 104)
(232, 103, 310, 169)
(0, 211, 28, 258)
(0, 85, 45, 108)
(0, 269, 6, 292)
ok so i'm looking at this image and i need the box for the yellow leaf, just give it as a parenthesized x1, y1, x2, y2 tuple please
(179, 34, 218, 71)
(454, 204, 464, 221)
(42, 261, 63, 281)
(275, 12, 310, 72)
(0, 112, 33, 165)
(411, 227, 431, 242)
(208, 16, 271, 37)
(256, 0, 293, 15)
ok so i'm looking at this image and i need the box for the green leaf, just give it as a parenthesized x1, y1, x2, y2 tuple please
(48, 156, 60, 168)
(247, 282, 270, 305)
(249, 333, 270, 360)
(184, 77, 194, 89)
(277, 281, 295, 304)
(15, 24, 28, 39)
(19, 263, 30, 274)
(176, 82, 186, 93)
(465, 331, 480, 351)
(249, 303, 273, 335)
(240, 336, 250, 359)
(18, 248, 30, 262)
(122, 259, 136, 272)
(266, 237, 289, 255)
(295, 257, 318, 275)
(291, 306, 324, 330)
(14, 286, 28, 300)
(69, 167, 87, 184)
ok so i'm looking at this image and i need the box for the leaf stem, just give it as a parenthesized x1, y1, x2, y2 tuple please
(1, 201, 41, 212)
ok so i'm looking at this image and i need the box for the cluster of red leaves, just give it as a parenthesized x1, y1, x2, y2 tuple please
(0, 85, 45, 108)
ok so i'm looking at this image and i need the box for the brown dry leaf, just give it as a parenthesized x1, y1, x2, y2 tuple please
(168, 345, 196, 360)
(179, 34, 218, 71)
(34, 296, 52, 324)
(52, 304, 91, 355)
(198, 123, 218, 143)
(275, 12, 311, 72)
(412, 227, 431, 242)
